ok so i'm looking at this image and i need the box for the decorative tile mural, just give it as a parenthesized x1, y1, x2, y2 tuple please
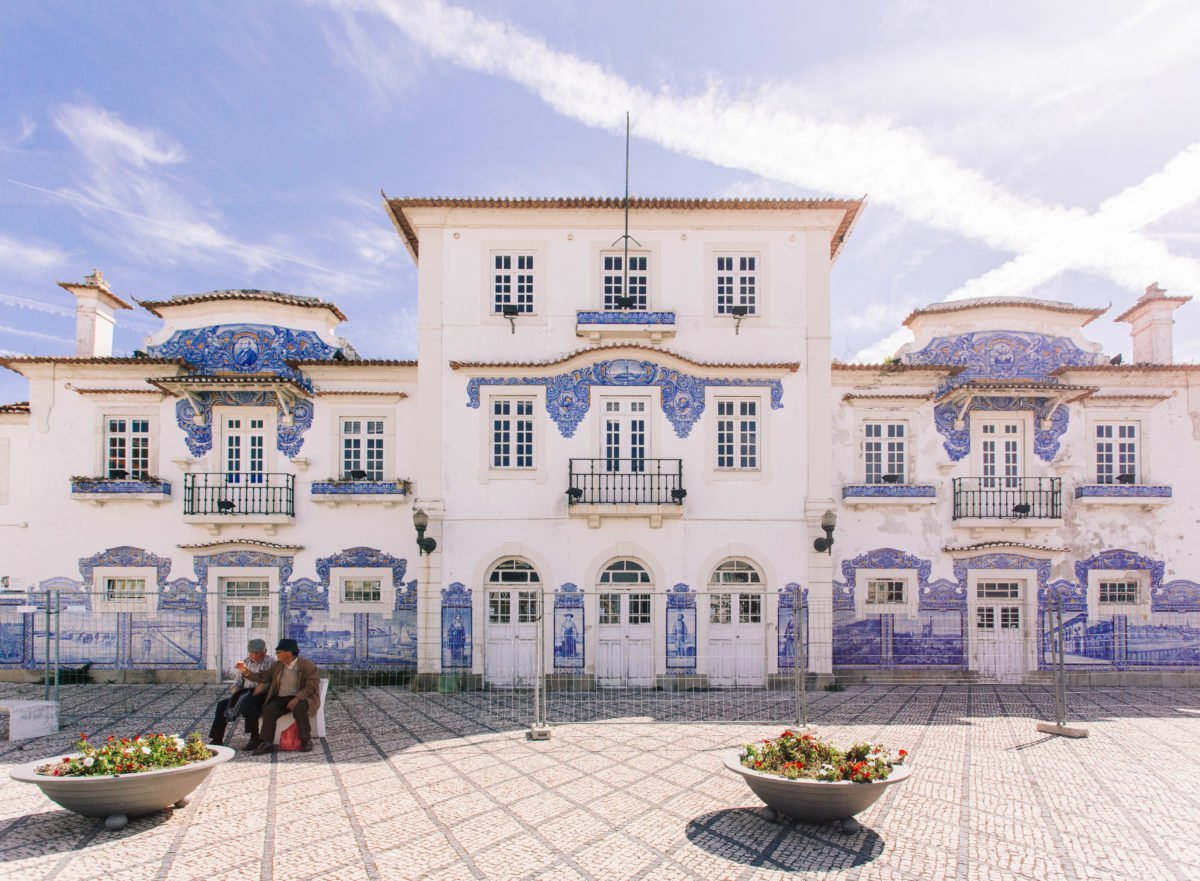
(465, 357, 785, 438)
(777, 583, 807, 669)
(441, 582, 472, 670)
(933, 396, 1069, 462)
(904, 330, 1102, 389)
(553, 583, 584, 671)
(147, 324, 339, 385)
(575, 310, 676, 325)
(665, 583, 696, 673)
(175, 391, 315, 457)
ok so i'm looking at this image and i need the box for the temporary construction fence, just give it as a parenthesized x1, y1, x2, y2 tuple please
(8, 584, 1186, 740)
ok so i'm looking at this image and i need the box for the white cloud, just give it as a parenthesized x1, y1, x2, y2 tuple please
(0, 291, 73, 318)
(0, 233, 66, 271)
(852, 328, 914, 364)
(0, 323, 73, 345)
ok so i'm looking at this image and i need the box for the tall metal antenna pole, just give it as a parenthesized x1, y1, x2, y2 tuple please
(611, 112, 640, 308)
(623, 111, 630, 304)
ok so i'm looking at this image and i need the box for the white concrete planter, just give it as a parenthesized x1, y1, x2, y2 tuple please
(723, 749, 911, 832)
(9, 745, 234, 830)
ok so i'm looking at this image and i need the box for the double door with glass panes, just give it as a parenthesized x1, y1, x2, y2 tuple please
(220, 578, 271, 679)
(596, 592, 654, 686)
(484, 588, 540, 687)
(979, 422, 1022, 488)
(707, 592, 765, 687)
(223, 416, 266, 484)
(972, 580, 1027, 682)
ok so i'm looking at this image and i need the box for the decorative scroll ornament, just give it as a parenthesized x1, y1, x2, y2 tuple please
(466, 358, 784, 438)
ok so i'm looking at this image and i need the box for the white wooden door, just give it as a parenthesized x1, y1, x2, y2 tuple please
(600, 398, 649, 502)
(596, 591, 653, 686)
(708, 593, 765, 686)
(972, 580, 1026, 682)
(220, 578, 270, 679)
(484, 589, 540, 687)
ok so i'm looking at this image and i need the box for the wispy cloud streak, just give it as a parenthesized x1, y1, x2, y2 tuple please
(322, 0, 1200, 304)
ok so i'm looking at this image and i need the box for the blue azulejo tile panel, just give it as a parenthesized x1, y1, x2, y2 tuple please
(70, 478, 171, 495)
(176, 392, 314, 457)
(842, 484, 937, 498)
(575, 310, 676, 325)
(553, 583, 583, 671)
(665, 584, 696, 673)
(904, 330, 1102, 386)
(1074, 485, 1173, 498)
(0, 608, 23, 664)
(365, 609, 417, 667)
(892, 612, 965, 665)
(147, 323, 337, 383)
(130, 611, 203, 667)
(32, 611, 120, 667)
(286, 609, 355, 666)
(466, 357, 784, 439)
(832, 612, 883, 666)
(441, 582, 472, 670)
(311, 481, 407, 495)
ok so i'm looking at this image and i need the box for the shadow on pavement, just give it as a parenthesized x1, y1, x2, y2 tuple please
(685, 807, 885, 872)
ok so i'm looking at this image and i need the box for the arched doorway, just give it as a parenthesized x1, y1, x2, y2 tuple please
(707, 559, 766, 687)
(484, 558, 541, 687)
(596, 559, 654, 687)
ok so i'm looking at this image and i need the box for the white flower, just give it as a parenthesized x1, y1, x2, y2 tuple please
(141, 746, 151, 755)
(83, 757, 94, 767)
(173, 737, 186, 750)
(123, 748, 132, 755)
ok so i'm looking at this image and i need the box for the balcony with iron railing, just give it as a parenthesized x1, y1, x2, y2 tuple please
(184, 473, 295, 533)
(566, 458, 685, 527)
(952, 476, 1062, 523)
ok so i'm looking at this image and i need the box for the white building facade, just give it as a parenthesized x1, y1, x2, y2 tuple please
(1, 200, 1198, 686)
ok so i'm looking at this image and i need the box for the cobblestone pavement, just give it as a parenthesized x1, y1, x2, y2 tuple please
(0, 683, 1198, 880)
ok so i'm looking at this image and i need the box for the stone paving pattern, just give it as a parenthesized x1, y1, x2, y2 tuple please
(0, 683, 1197, 880)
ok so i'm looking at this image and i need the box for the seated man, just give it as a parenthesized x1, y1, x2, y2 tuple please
(209, 638, 271, 750)
(236, 637, 321, 755)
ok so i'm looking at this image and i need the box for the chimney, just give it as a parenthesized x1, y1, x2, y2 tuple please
(1114, 283, 1193, 364)
(56, 270, 133, 357)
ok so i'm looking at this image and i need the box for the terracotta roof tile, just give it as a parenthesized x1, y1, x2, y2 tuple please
(832, 361, 964, 374)
(288, 359, 416, 367)
(385, 195, 864, 262)
(902, 297, 1107, 327)
(138, 290, 347, 322)
(1052, 363, 1200, 374)
(943, 541, 1068, 554)
(176, 539, 304, 552)
(0, 401, 30, 414)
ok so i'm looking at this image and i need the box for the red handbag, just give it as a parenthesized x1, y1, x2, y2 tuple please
(279, 720, 302, 751)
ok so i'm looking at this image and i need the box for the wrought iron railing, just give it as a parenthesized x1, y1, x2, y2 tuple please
(952, 476, 1061, 520)
(567, 459, 684, 505)
(184, 473, 295, 516)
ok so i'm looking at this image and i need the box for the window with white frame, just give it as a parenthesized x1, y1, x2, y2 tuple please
(105, 576, 146, 601)
(491, 399, 534, 468)
(715, 253, 758, 315)
(1095, 423, 1138, 484)
(863, 422, 906, 484)
(343, 578, 382, 603)
(866, 579, 906, 604)
(105, 417, 151, 478)
(1099, 580, 1140, 605)
(492, 252, 536, 314)
(341, 418, 385, 480)
(716, 400, 759, 470)
(601, 252, 648, 310)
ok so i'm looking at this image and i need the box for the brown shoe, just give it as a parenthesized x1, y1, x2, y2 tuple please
(299, 740, 313, 753)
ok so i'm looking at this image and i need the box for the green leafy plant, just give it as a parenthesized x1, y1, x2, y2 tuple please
(740, 730, 906, 783)
(36, 732, 212, 777)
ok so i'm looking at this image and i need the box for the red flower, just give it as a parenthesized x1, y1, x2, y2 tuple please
(898, 749, 907, 756)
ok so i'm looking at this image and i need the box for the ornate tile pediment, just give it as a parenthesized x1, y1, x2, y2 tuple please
(906, 331, 1100, 388)
(465, 358, 784, 438)
(934, 396, 1069, 462)
(148, 324, 337, 384)
(175, 392, 314, 457)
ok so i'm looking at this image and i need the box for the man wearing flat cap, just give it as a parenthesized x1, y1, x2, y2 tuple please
(236, 638, 322, 754)
(209, 638, 271, 749)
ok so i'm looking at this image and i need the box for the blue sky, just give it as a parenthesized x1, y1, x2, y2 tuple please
(3, 0, 1199, 403)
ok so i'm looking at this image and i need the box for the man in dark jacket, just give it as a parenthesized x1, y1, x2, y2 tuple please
(236, 638, 321, 754)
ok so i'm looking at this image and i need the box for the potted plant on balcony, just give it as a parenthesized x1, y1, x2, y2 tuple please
(723, 730, 911, 832)
(9, 732, 233, 830)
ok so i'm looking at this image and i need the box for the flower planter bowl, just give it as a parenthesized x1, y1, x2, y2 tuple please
(723, 749, 911, 832)
(9, 745, 234, 830)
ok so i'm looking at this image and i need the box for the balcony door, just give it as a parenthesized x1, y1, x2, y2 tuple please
(219, 577, 271, 679)
(222, 413, 268, 485)
(602, 397, 648, 473)
(977, 420, 1022, 489)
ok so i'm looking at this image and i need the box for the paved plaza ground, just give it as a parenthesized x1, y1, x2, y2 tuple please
(0, 683, 1197, 881)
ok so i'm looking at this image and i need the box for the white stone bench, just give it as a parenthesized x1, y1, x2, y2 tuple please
(272, 678, 329, 745)
(0, 700, 59, 740)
